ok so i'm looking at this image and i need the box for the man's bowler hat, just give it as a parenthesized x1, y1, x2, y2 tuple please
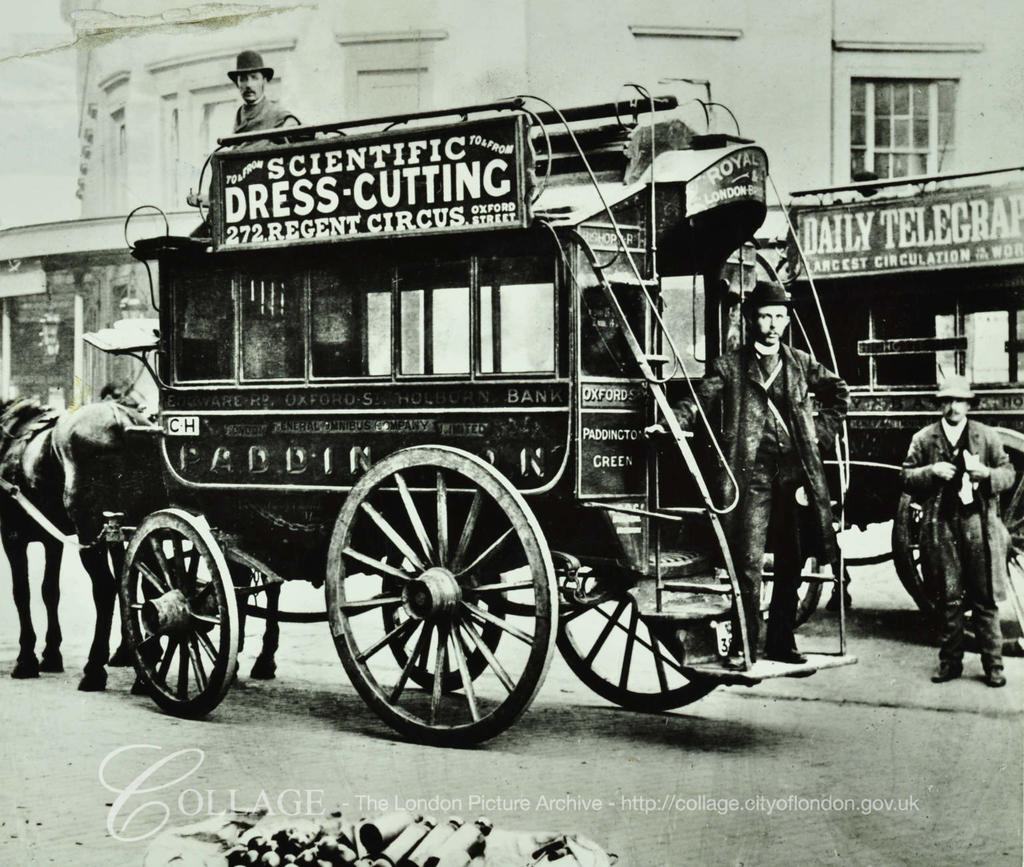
(742, 279, 792, 312)
(935, 375, 977, 402)
(228, 50, 274, 83)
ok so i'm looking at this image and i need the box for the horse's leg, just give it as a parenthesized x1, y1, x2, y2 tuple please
(39, 536, 64, 672)
(4, 527, 39, 679)
(77, 545, 113, 692)
(249, 581, 279, 680)
(108, 541, 150, 696)
(106, 540, 132, 667)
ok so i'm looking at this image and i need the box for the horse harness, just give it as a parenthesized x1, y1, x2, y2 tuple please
(0, 400, 72, 545)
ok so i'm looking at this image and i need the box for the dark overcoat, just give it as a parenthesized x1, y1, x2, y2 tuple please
(677, 344, 850, 561)
(901, 419, 1015, 600)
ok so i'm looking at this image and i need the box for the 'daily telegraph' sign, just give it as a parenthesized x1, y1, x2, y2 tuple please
(793, 182, 1024, 278)
(211, 116, 529, 250)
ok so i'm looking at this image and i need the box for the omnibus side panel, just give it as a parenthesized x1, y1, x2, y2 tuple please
(160, 383, 571, 495)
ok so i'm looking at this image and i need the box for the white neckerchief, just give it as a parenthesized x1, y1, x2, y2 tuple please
(753, 342, 782, 390)
(941, 417, 967, 447)
(753, 340, 780, 357)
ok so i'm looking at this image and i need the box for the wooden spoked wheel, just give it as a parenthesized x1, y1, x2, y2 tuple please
(892, 492, 939, 618)
(893, 427, 1024, 622)
(326, 446, 557, 747)
(120, 509, 238, 717)
(380, 581, 502, 694)
(999, 429, 1024, 572)
(557, 582, 716, 712)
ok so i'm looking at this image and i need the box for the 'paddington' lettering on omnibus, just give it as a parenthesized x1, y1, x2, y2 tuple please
(582, 427, 641, 440)
(177, 442, 552, 482)
(797, 186, 1024, 276)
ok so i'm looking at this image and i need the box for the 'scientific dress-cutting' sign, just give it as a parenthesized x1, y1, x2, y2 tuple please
(211, 116, 529, 250)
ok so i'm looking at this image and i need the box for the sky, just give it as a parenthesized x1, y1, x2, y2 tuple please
(0, 1, 79, 229)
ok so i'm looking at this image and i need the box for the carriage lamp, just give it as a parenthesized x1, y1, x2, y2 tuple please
(119, 295, 145, 317)
(38, 311, 61, 357)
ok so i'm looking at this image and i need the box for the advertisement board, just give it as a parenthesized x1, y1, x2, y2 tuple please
(211, 116, 529, 250)
(793, 183, 1024, 278)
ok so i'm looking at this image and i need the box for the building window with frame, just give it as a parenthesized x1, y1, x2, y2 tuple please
(851, 78, 957, 179)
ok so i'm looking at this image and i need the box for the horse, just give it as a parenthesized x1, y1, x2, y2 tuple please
(0, 395, 163, 690)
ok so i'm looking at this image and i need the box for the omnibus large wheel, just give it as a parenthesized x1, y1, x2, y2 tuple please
(557, 586, 717, 712)
(893, 428, 1024, 621)
(892, 493, 938, 618)
(326, 446, 557, 747)
(998, 429, 1024, 568)
(120, 509, 239, 718)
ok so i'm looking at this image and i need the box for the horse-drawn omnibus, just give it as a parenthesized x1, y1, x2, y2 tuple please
(98, 91, 855, 745)
(787, 168, 1024, 630)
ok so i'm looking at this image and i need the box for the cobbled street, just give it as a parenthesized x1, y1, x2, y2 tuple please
(1, 524, 1021, 866)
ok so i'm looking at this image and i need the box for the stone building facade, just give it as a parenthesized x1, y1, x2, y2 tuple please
(1, 0, 1021, 405)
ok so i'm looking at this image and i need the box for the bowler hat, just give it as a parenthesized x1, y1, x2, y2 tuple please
(228, 50, 274, 83)
(742, 279, 792, 312)
(935, 375, 976, 402)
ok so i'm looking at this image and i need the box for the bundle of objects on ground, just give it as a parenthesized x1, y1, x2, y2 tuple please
(143, 807, 616, 866)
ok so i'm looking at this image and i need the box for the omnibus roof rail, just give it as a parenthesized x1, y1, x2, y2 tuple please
(791, 164, 1024, 197)
(217, 95, 679, 147)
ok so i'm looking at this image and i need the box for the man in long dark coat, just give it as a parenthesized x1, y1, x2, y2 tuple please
(901, 376, 1014, 687)
(675, 279, 849, 664)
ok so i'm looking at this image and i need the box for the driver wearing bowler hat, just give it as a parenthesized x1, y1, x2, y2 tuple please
(673, 278, 849, 667)
(228, 49, 300, 134)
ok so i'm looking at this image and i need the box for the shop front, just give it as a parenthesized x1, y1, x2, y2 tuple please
(790, 171, 1024, 525)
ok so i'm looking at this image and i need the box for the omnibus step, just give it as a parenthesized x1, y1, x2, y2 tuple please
(648, 549, 713, 579)
(642, 613, 733, 666)
(661, 580, 732, 594)
(681, 653, 859, 685)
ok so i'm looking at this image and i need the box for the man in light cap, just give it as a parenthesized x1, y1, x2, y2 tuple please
(674, 279, 849, 666)
(901, 375, 1014, 687)
(228, 49, 300, 134)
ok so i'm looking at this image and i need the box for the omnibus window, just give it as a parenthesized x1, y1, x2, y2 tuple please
(660, 275, 706, 378)
(241, 275, 304, 380)
(175, 271, 234, 381)
(479, 256, 554, 373)
(311, 269, 392, 377)
(399, 260, 470, 375)
(580, 283, 646, 377)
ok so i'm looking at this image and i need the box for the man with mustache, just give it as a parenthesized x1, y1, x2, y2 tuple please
(229, 50, 300, 134)
(901, 376, 1014, 687)
(674, 279, 849, 666)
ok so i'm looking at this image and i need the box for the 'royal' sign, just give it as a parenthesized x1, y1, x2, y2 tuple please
(685, 147, 767, 218)
(210, 116, 529, 250)
(793, 182, 1024, 278)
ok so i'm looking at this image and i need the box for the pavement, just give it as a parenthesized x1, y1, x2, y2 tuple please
(0, 522, 1021, 866)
